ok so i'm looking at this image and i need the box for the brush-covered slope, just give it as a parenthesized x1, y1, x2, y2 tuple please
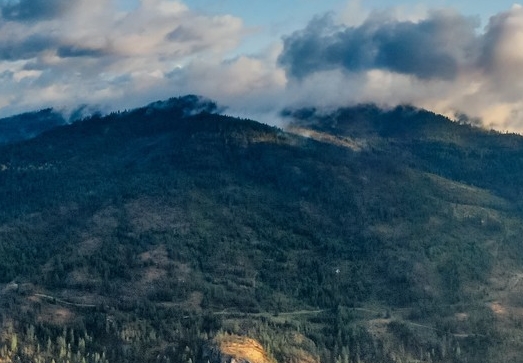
(0, 96, 523, 363)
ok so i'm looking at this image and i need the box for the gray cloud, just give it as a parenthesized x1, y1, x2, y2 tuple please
(0, 34, 56, 60)
(2, 0, 523, 134)
(279, 11, 481, 80)
(56, 45, 106, 59)
(0, 32, 102, 62)
(275, 6, 523, 132)
(0, 0, 248, 119)
(167, 26, 201, 42)
(0, 0, 72, 22)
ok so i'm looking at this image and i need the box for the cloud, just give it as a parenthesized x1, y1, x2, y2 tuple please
(279, 10, 481, 80)
(277, 5, 523, 132)
(56, 45, 106, 59)
(3, 1, 523, 134)
(167, 44, 287, 122)
(0, 34, 57, 60)
(0, 0, 72, 21)
(0, 0, 247, 116)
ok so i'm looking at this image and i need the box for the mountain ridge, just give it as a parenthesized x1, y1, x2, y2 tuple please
(0, 95, 522, 363)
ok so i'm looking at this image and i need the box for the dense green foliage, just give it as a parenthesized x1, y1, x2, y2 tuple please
(1, 96, 523, 362)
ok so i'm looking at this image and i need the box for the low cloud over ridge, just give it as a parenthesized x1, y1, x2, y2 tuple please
(278, 5, 523, 132)
(0, 0, 247, 116)
(2, 2, 523, 132)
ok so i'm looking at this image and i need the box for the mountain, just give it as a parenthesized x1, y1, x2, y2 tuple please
(0, 108, 67, 145)
(0, 95, 522, 363)
(0, 105, 101, 146)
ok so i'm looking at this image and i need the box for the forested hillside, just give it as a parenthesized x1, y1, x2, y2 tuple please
(1, 96, 523, 363)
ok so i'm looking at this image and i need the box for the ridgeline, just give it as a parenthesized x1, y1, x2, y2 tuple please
(0, 95, 522, 363)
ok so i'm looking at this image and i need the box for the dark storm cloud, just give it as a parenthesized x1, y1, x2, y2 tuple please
(0, 0, 72, 21)
(279, 11, 481, 80)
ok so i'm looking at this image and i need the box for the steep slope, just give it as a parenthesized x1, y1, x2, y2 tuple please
(0, 96, 522, 363)
(284, 104, 523, 204)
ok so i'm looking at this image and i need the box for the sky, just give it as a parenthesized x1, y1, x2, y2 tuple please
(1, 0, 523, 131)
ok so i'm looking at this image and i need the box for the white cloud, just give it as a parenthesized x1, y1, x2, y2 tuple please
(168, 43, 287, 123)
(2, 0, 523, 135)
(0, 0, 247, 116)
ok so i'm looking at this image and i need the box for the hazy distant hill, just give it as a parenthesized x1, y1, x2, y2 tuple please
(0, 95, 522, 363)
(0, 105, 102, 145)
(0, 108, 67, 145)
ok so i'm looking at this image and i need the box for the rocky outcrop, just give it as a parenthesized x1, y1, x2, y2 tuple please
(203, 334, 276, 363)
